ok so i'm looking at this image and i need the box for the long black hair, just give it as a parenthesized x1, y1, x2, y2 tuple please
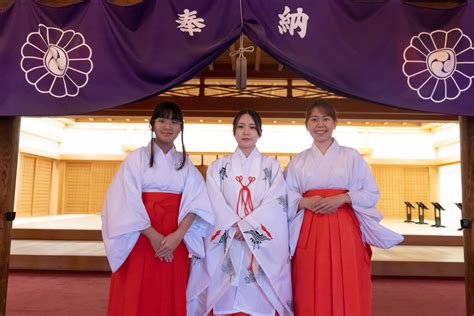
(149, 101, 186, 170)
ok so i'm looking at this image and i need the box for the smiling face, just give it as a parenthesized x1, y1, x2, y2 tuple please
(306, 107, 336, 145)
(234, 113, 260, 154)
(152, 116, 182, 151)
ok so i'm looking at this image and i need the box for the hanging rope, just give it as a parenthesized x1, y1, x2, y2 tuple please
(230, 0, 254, 60)
(229, 35, 255, 59)
(230, 0, 254, 90)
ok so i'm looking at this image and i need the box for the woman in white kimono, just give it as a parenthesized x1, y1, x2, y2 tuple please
(284, 99, 403, 316)
(187, 109, 293, 316)
(102, 101, 215, 316)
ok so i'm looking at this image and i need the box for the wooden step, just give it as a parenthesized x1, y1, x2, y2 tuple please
(12, 228, 102, 241)
(10, 240, 109, 271)
(371, 245, 464, 277)
(9, 240, 464, 277)
(400, 234, 463, 246)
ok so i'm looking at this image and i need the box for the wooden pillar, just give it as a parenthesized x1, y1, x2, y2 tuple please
(0, 117, 20, 316)
(460, 116, 474, 316)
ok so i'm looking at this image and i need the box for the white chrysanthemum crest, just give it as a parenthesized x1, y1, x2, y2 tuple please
(20, 24, 94, 98)
(402, 28, 474, 103)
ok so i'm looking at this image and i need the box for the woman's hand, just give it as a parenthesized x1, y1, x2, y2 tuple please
(161, 253, 174, 263)
(156, 231, 183, 259)
(141, 227, 165, 254)
(313, 193, 351, 214)
(234, 227, 245, 241)
(299, 195, 323, 211)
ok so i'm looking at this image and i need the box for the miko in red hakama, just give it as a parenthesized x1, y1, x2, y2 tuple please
(108, 192, 189, 316)
(292, 189, 372, 316)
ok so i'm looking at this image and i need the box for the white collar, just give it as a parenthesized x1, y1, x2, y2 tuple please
(311, 138, 339, 157)
(234, 146, 260, 163)
(147, 141, 180, 166)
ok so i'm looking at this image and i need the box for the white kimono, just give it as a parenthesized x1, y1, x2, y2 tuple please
(101, 142, 215, 272)
(284, 139, 403, 256)
(187, 148, 293, 316)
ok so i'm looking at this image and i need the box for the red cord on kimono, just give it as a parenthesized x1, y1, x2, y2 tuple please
(235, 176, 255, 217)
(235, 175, 257, 272)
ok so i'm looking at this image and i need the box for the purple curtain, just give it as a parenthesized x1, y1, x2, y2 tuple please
(1, 1, 473, 116)
(0, 0, 241, 115)
(243, 0, 474, 115)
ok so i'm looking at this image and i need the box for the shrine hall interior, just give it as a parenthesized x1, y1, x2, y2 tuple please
(12, 20, 464, 275)
(1, 0, 471, 315)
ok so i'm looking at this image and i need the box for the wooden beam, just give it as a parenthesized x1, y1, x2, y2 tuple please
(460, 116, 474, 316)
(198, 78, 205, 97)
(287, 79, 293, 98)
(230, 43, 236, 72)
(89, 96, 458, 121)
(0, 117, 20, 316)
(255, 47, 261, 71)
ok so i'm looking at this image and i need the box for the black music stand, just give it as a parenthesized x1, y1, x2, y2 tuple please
(455, 203, 462, 231)
(415, 202, 429, 225)
(403, 201, 415, 223)
(430, 202, 446, 228)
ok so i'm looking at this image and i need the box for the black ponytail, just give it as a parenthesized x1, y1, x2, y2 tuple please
(178, 123, 186, 170)
(149, 128, 155, 168)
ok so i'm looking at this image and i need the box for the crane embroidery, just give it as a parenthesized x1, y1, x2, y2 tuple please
(211, 229, 230, 253)
(243, 224, 273, 250)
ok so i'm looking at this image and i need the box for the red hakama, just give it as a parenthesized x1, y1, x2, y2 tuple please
(107, 192, 189, 316)
(292, 189, 372, 316)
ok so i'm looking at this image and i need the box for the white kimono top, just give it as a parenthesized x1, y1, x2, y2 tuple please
(284, 139, 403, 255)
(101, 142, 215, 272)
(187, 148, 293, 316)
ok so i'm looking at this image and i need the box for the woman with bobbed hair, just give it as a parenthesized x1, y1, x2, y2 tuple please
(285, 99, 402, 316)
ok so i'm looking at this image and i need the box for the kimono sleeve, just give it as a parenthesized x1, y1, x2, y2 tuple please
(101, 149, 150, 272)
(101, 149, 150, 239)
(347, 152, 403, 248)
(179, 162, 215, 258)
(347, 152, 383, 221)
(283, 158, 304, 222)
(283, 158, 306, 256)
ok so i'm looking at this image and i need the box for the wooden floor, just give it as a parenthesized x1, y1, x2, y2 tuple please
(12, 214, 463, 236)
(9, 214, 466, 276)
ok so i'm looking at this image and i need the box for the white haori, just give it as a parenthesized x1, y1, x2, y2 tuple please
(101, 142, 214, 272)
(284, 139, 403, 255)
(187, 148, 293, 316)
